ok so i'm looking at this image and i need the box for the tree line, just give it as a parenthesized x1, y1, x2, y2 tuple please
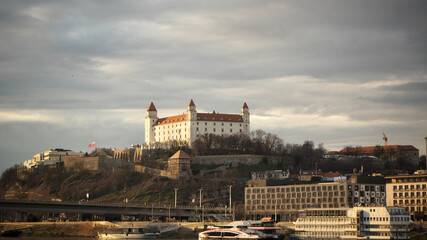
(192, 129, 326, 170)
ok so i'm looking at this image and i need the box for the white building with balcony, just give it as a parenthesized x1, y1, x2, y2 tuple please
(295, 206, 410, 239)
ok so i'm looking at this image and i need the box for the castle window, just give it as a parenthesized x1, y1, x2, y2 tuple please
(214, 128, 216, 132)
(205, 122, 207, 126)
(222, 129, 224, 132)
(240, 129, 242, 132)
(196, 128, 199, 131)
(230, 123, 232, 126)
(222, 123, 224, 126)
(213, 123, 216, 126)
(205, 128, 207, 132)
(230, 129, 232, 133)
(240, 124, 242, 126)
(197, 122, 199, 125)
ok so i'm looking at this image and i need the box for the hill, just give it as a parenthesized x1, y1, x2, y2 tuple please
(0, 160, 287, 209)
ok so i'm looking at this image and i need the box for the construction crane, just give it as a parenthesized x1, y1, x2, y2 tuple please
(382, 132, 388, 147)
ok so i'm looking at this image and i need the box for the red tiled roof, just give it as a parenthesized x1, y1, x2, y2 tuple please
(154, 112, 243, 126)
(322, 172, 342, 178)
(188, 99, 195, 107)
(340, 145, 418, 154)
(197, 113, 243, 122)
(155, 114, 187, 125)
(326, 151, 342, 155)
(170, 150, 191, 159)
(147, 102, 157, 111)
(242, 102, 249, 108)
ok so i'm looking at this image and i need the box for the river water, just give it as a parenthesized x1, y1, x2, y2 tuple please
(0, 237, 197, 240)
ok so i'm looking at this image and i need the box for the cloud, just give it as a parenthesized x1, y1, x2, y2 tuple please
(0, 0, 426, 173)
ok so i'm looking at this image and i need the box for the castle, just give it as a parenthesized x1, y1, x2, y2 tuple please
(145, 100, 250, 147)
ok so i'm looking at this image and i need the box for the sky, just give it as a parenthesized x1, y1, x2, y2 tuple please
(1, 0, 426, 173)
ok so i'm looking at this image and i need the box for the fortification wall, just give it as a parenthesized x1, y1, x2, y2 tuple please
(64, 156, 123, 172)
(192, 154, 282, 166)
(134, 165, 170, 178)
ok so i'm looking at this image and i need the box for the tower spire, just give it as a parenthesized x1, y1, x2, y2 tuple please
(188, 99, 196, 107)
(147, 102, 157, 111)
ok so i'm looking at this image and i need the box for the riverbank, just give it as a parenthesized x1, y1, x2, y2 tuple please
(0, 221, 118, 237)
(0, 221, 224, 238)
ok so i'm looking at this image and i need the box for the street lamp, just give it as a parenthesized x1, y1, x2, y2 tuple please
(228, 185, 232, 215)
(174, 188, 178, 207)
(199, 188, 203, 208)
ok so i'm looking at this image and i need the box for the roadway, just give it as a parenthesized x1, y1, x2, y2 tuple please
(0, 199, 228, 219)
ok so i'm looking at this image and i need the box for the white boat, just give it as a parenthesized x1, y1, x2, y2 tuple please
(209, 221, 284, 240)
(198, 228, 266, 240)
(98, 227, 160, 239)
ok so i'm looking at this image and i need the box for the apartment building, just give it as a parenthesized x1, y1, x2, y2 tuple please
(385, 173, 427, 220)
(245, 175, 386, 221)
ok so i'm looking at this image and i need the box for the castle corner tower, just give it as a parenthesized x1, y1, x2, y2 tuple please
(145, 102, 158, 146)
(241, 102, 250, 133)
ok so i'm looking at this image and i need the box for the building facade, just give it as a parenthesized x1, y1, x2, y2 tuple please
(336, 145, 419, 164)
(245, 175, 386, 221)
(24, 149, 82, 169)
(167, 150, 192, 179)
(295, 207, 410, 239)
(385, 174, 427, 220)
(145, 100, 250, 147)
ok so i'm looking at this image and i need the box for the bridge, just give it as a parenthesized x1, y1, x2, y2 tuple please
(0, 199, 231, 221)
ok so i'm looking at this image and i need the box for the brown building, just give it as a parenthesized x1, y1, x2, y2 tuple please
(385, 173, 427, 220)
(338, 145, 419, 164)
(167, 150, 192, 179)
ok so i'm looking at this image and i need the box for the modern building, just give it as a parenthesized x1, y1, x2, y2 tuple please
(295, 206, 410, 239)
(385, 173, 427, 220)
(245, 175, 386, 221)
(24, 149, 82, 169)
(251, 170, 290, 180)
(144, 100, 250, 148)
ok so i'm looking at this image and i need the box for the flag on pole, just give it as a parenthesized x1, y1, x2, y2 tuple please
(88, 141, 96, 148)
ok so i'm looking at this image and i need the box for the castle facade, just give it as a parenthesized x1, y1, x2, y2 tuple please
(145, 100, 250, 147)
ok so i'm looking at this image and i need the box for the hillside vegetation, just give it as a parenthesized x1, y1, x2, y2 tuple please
(0, 158, 288, 207)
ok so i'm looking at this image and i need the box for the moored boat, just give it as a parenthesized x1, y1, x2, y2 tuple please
(198, 228, 266, 240)
(98, 227, 159, 239)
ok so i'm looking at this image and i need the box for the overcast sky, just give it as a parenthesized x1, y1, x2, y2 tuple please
(1, 0, 426, 173)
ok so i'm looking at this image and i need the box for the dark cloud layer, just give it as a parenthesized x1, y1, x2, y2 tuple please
(1, 0, 426, 173)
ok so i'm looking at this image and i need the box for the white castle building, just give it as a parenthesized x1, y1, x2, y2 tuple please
(145, 100, 250, 147)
